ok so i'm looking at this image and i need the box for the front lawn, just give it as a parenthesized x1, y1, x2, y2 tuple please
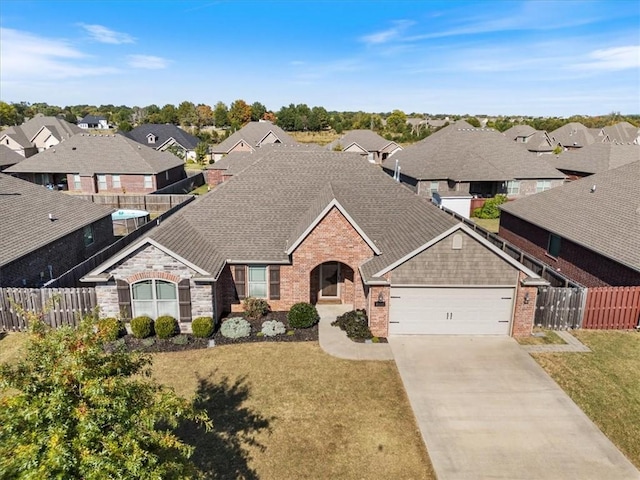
(532, 330, 640, 468)
(0, 333, 434, 479)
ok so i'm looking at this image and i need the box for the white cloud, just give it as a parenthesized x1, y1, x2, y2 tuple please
(0, 27, 120, 80)
(127, 55, 170, 69)
(78, 23, 135, 44)
(570, 45, 640, 71)
(360, 20, 414, 45)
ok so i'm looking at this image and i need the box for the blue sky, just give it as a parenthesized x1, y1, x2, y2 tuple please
(1, 0, 639, 116)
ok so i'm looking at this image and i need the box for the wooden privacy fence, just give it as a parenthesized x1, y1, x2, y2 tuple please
(583, 287, 640, 330)
(535, 286, 587, 330)
(73, 194, 194, 213)
(0, 288, 97, 331)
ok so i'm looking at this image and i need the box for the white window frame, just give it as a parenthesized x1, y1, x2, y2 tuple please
(73, 174, 81, 190)
(131, 279, 179, 319)
(430, 181, 439, 194)
(112, 175, 121, 189)
(97, 174, 107, 190)
(506, 180, 520, 195)
(144, 175, 153, 189)
(536, 180, 551, 193)
(247, 265, 268, 298)
(83, 225, 94, 246)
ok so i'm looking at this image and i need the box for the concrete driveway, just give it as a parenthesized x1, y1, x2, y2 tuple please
(389, 336, 640, 480)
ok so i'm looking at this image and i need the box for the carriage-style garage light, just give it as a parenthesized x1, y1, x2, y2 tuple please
(524, 292, 530, 304)
(378, 292, 384, 303)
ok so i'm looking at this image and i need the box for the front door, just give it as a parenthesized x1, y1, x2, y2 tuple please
(320, 262, 340, 299)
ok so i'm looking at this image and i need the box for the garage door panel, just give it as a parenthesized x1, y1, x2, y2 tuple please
(389, 287, 513, 335)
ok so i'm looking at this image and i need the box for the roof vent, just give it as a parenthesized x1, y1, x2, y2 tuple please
(72, 147, 77, 150)
(591, 185, 596, 193)
(48, 213, 57, 221)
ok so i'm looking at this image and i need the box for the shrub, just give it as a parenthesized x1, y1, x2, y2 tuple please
(472, 194, 507, 219)
(155, 316, 178, 339)
(142, 338, 155, 347)
(220, 317, 251, 339)
(243, 297, 270, 319)
(287, 302, 320, 329)
(171, 335, 189, 345)
(192, 316, 214, 338)
(331, 309, 373, 340)
(261, 320, 286, 337)
(131, 316, 154, 339)
(97, 317, 125, 341)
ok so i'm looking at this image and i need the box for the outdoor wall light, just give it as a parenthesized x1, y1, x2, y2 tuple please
(524, 292, 530, 304)
(377, 292, 384, 303)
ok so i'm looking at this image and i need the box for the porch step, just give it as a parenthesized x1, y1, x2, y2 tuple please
(316, 299, 342, 305)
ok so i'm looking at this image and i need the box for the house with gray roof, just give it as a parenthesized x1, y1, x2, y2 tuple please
(328, 130, 401, 164)
(597, 121, 640, 145)
(503, 125, 555, 154)
(0, 145, 24, 171)
(548, 122, 601, 150)
(381, 121, 565, 208)
(78, 115, 109, 130)
(121, 124, 200, 161)
(0, 173, 115, 287)
(82, 150, 545, 338)
(0, 114, 82, 157)
(5, 133, 186, 194)
(550, 143, 640, 180)
(211, 121, 299, 161)
(499, 160, 640, 287)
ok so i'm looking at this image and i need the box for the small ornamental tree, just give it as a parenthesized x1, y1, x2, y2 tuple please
(0, 312, 211, 479)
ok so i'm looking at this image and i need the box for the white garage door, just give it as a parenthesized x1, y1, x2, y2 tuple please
(389, 287, 514, 335)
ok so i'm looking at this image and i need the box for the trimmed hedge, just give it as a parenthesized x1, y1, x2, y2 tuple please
(192, 316, 214, 338)
(287, 302, 319, 329)
(97, 317, 125, 341)
(155, 315, 179, 339)
(131, 316, 154, 339)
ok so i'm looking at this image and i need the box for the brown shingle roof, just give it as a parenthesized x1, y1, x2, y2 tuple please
(0, 145, 24, 168)
(5, 134, 184, 175)
(331, 130, 399, 153)
(382, 121, 564, 181)
(212, 121, 299, 154)
(0, 173, 113, 267)
(551, 144, 640, 175)
(500, 161, 640, 272)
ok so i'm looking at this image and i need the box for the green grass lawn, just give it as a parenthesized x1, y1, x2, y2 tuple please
(0, 334, 434, 479)
(471, 217, 500, 233)
(532, 331, 640, 468)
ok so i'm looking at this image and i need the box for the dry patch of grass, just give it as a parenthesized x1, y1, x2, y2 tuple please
(289, 130, 341, 145)
(517, 328, 567, 345)
(532, 330, 640, 468)
(471, 217, 500, 233)
(0, 332, 27, 365)
(153, 342, 434, 479)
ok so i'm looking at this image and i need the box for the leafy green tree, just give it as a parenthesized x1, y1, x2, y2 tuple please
(118, 120, 133, 132)
(228, 99, 252, 129)
(160, 104, 178, 124)
(309, 106, 329, 131)
(213, 101, 229, 128)
(195, 142, 210, 165)
(0, 312, 210, 479)
(177, 101, 198, 126)
(250, 102, 267, 122)
(466, 117, 481, 128)
(0, 101, 19, 125)
(196, 104, 214, 127)
(386, 109, 408, 134)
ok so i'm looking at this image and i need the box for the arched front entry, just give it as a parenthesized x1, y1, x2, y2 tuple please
(310, 261, 354, 305)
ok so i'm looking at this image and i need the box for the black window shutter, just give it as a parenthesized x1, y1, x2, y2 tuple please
(235, 266, 246, 300)
(116, 280, 131, 320)
(178, 279, 192, 322)
(269, 266, 280, 300)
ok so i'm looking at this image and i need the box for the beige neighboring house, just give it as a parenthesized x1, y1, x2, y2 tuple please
(211, 121, 299, 161)
(0, 114, 82, 157)
(329, 130, 402, 164)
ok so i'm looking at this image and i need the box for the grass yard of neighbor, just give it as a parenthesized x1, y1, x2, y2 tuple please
(0, 334, 434, 479)
(532, 330, 640, 468)
(471, 217, 500, 233)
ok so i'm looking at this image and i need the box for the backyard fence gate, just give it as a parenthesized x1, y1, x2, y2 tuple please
(535, 286, 587, 330)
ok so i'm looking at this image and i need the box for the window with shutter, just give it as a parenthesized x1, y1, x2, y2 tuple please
(178, 279, 191, 322)
(269, 266, 280, 300)
(117, 280, 131, 320)
(234, 266, 246, 300)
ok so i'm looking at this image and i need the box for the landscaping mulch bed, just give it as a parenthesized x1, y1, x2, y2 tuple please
(106, 311, 318, 353)
(213, 311, 318, 346)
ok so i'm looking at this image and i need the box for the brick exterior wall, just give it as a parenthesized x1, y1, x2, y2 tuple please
(367, 279, 391, 337)
(95, 244, 214, 332)
(206, 169, 224, 186)
(500, 212, 640, 287)
(1, 216, 114, 287)
(511, 271, 537, 337)
(64, 166, 186, 194)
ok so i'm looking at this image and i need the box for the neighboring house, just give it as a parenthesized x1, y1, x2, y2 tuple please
(0, 114, 82, 157)
(78, 115, 109, 130)
(328, 130, 402, 164)
(0, 173, 115, 287)
(550, 143, 640, 180)
(548, 122, 600, 150)
(0, 145, 24, 171)
(211, 121, 299, 161)
(499, 161, 640, 287)
(381, 120, 565, 205)
(597, 121, 640, 144)
(5, 133, 185, 194)
(206, 144, 323, 186)
(82, 150, 545, 338)
(121, 124, 200, 161)
(503, 125, 555, 155)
